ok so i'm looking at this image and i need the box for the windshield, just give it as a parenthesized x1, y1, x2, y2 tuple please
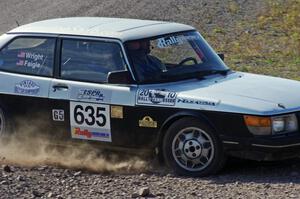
(125, 31, 229, 83)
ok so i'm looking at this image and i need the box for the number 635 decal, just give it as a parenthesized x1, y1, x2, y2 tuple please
(70, 102, 111, 131)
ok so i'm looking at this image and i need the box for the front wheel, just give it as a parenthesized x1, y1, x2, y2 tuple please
(162, 117, 226, 176)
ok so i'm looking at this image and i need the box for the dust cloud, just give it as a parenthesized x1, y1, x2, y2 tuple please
(0, 119, 149, 173)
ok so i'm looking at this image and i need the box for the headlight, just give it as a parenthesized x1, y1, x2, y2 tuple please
(272, 114, 298, 134)
(272, 117, 285, 132)
(244, 114, 298, 135)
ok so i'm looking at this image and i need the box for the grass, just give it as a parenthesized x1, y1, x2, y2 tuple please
(228, 0, 240, 14)
(207, 0, 300, 80)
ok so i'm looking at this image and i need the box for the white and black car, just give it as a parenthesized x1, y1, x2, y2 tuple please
(0, 17, 300, 176)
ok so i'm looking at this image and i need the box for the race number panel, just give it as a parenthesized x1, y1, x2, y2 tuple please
(70, 101, 111, 142)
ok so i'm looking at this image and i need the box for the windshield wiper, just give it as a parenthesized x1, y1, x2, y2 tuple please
(141, 69, 231, 84)
(217, 69, 231, 75)
(196, 69, 231, 77)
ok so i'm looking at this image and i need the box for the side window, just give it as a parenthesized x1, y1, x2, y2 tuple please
(0, 37, 55, 76)
(60, 39, 126, 83)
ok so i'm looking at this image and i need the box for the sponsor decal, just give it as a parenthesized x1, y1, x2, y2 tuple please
(137, 89, 177, 106)
(73, 127, 110, 139)
(139, 116, 158, 128)
(177, 98, 220, 106)
(52, 109, 64, 121)
(77, 89, 104, 101)
(16, 51, 45, 69)
(15, 80, 40, 95)
(71, 88, 111, 103)
(111, 106, 123, 119)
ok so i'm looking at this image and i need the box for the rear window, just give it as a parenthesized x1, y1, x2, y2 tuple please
(60, 39, 126, 83)
(0, 37, 55, 77)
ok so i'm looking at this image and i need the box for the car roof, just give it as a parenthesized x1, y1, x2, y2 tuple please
(8, 17, 195, 42)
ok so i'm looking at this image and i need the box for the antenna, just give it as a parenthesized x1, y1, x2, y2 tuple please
(15, 20, 20, 27)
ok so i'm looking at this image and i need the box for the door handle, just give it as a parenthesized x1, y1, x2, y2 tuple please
(52, 84, 69, 92)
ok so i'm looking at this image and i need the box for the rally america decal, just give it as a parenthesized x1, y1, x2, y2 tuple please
(136, 89, 177, 106)
(70, 102, 111, 142)
(157, 36, 185, 48)
(157, 35, 198, 48)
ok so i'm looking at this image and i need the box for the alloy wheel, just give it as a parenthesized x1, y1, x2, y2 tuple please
(171, 127, 214, 172)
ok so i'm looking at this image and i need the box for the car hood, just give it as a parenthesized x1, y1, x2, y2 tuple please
(138, 72, 300, 115)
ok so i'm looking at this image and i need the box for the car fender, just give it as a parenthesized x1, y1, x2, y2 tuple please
(155, 110, 220, 150)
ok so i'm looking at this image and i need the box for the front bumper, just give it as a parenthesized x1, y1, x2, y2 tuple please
(222, 134, 300, 161)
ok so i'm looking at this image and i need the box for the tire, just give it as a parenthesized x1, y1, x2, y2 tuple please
(162, 117, 226, 177)
(0, 106, 12, 138)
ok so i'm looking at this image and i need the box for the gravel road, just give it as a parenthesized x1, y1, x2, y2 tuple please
(1, 158, 300, 199)
(2, 0, 300, 198)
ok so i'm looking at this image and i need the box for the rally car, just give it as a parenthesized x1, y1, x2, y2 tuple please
(0, 17, 300, 176)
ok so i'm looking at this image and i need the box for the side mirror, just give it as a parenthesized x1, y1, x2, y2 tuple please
(107, 70, 134, 84)
(218, 53, 225, 61)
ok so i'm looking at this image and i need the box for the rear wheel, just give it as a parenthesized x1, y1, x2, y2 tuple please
(163, 117, 226, 176)
(0, 106, 12, 138)
(0, 108, 6, 137)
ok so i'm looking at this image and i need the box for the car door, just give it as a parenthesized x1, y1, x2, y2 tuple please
(49, 36, 137, 147)
(0, 35, 56, 135)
